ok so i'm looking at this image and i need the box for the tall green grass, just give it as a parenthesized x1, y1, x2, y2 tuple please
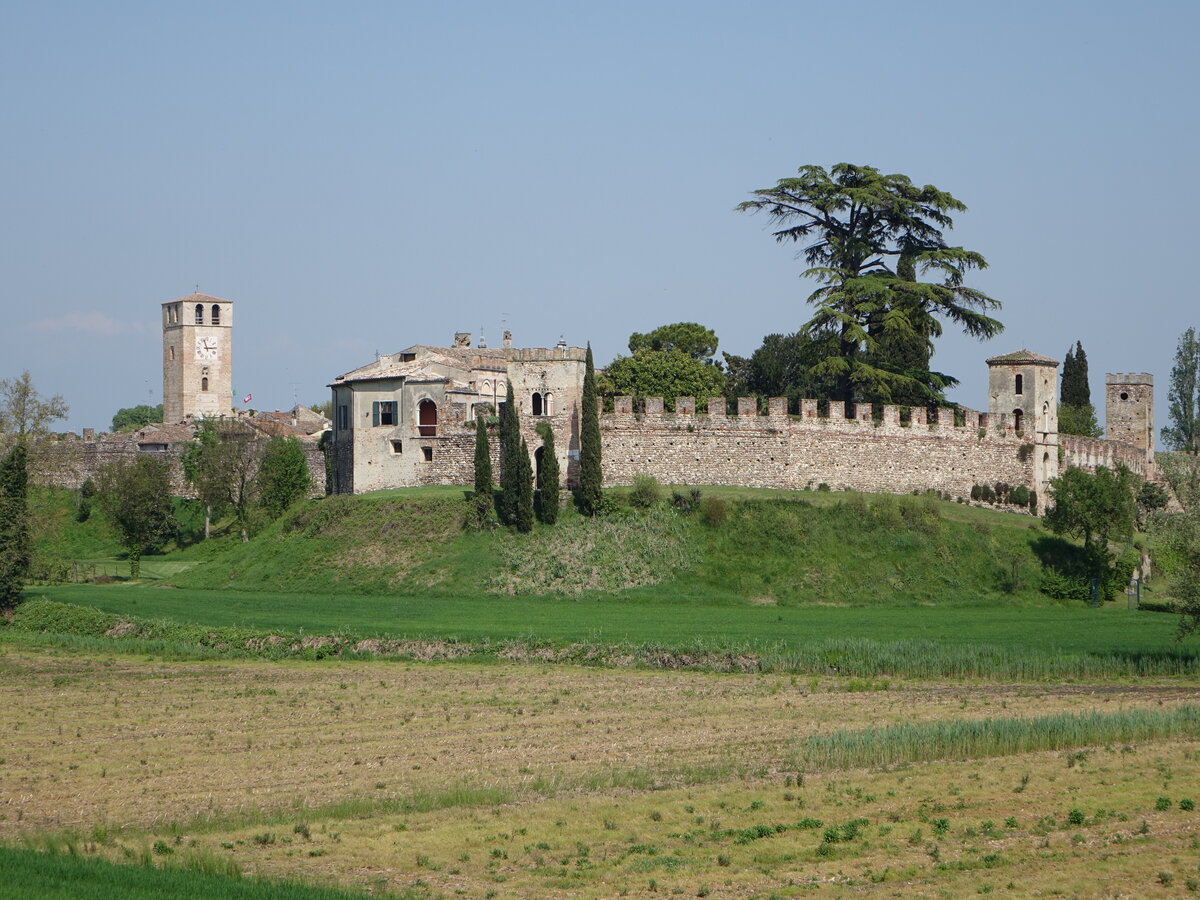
(793, 705, 1200, 771)
(0, 846, 387, 899)
(9, 598, 1200, 678)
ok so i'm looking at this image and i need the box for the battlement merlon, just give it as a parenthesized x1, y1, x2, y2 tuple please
(1106, 373, 1154, 386)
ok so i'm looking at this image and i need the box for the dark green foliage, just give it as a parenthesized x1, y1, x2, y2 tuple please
(1010, 485, 1030, 507)
(579, 344, 603, 515)
(737, 163, 1002, 405)
(535, 422, 559, 525)
(1163, 327, 1200, 453)
(1170, 507, 1200, 638)
(0, 442, 31, 608)
(497, 381, 520, 525)
(627, 322, 719, 361)
(602, 349, 728, 408)
(471, 412, 495, 528)
(94, 455, 176, 579)
(257, 436, 312, 519)
(110, 403, 163, 433)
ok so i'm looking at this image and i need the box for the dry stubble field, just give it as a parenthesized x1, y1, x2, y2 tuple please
(2, 646, 1200, 898)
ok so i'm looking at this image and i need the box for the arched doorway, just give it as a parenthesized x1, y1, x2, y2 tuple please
(418, 399, 438, 436)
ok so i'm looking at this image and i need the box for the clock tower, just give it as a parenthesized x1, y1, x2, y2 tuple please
(162, 292, 234, 423)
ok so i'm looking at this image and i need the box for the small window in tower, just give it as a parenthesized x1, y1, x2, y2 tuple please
(422, 446, 434, 462)
(544, 392, 554, 416)
(532, 392, 543, 416)
(201, 377, 209, 392)
(390, 440, 403, 454)
(195, 304, 204, 324)
(211, 305, 221, 325)
(1014, 374, 1023, 395)
(169, 346, 175, 361)
(1120, 392, 1129, 400)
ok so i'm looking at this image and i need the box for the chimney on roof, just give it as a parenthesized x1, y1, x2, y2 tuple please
(502, 330, 513, 350)
(454, 332, 472, 348)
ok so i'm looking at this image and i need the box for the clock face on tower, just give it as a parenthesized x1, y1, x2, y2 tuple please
(195, 336, 219, 361)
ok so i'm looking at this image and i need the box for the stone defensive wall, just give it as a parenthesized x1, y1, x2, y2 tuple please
(34, 436, 327, 499)
(1059, 434, 1154, 480)
(599, 396, 1037, 498)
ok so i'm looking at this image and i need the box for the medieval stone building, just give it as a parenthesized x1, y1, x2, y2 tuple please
(328, 338, 1158, 511)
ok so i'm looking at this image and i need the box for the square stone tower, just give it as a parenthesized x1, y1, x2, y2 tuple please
(1105, 374, 1154, 454)
(162, 293, 234, 423)
(986, 349, 1060, 505)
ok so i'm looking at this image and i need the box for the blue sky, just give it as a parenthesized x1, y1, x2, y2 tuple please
(2, 1, 1196, 438)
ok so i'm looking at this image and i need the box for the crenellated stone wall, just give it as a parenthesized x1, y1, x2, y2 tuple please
(1060, 434, 1155, 480)
(597, 397, 1036, 498)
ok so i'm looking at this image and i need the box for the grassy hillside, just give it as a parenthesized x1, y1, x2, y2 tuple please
(161, 486, 1071, 607)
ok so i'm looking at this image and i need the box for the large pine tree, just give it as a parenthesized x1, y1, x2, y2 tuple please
(497, 381, 520, 525)
(579, 344, 603, 515)
(0, 442, 30, 610)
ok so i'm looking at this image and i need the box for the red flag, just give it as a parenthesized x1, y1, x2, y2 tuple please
(243, 393, 252, 404)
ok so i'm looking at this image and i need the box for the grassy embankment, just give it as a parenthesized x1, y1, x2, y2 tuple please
(13, 485, 1192, 678)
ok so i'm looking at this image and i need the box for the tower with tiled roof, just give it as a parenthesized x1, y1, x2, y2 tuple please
(162, 292, 234, 423)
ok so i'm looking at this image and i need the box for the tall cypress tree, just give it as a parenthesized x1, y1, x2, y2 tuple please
(472, 410, 494, 526)
(0, 442, 30, 610)
(536, 422, 559, 525)
(1062, 341, 1091, 407)
(579, 344, 603, 515)
(497, 381, 520, 525)
(515, 437, 534, 533)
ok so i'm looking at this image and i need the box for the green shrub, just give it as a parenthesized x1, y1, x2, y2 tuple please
(629, 474, 663, 509)
(700, 497, 727, 528)
(1010, 485, 1030, 507)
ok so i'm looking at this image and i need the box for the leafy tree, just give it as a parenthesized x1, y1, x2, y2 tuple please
(602, 349, 728, 409)
(94, 455, 176, 578)
(723, 331, 838, 407)
(1044, 465, 1137, 600)
(111, 404, 163, 433)
(579, 344, 603, 516)
(535, 421, 559, 525)
(1160, 452, 1200, 512)
(308, 399, 334, 420)
(1058, 403, 1102, 439)
(1163, 327, 1200, 453)
(0, 371, 69, 439)
(628, 322, 720, 362)
(515, 437, 534, 533)
(257, 436, 312, 519)
(180, 420, 260, 541)
(0, 443, 30, 609)
(1059, 342, 1100, 437)
(737, 163, 1003, 405)
(496, 381, 520, 526)
(471, 411, 495, 528)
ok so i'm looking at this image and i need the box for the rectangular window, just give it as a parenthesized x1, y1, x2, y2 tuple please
(337, 405, 349, 430)
(422, 446, 433, 462)
(380, 401, 396, 426)
(390, 440, 403, 454)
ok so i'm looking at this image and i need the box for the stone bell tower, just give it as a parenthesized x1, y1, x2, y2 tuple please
(986, 349, 1060, 506)
(162, 292, 234, 423)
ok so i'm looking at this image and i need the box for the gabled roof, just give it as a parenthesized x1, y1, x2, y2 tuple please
(165, 291, 233, 306)
(985, 349, 1059, 367)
